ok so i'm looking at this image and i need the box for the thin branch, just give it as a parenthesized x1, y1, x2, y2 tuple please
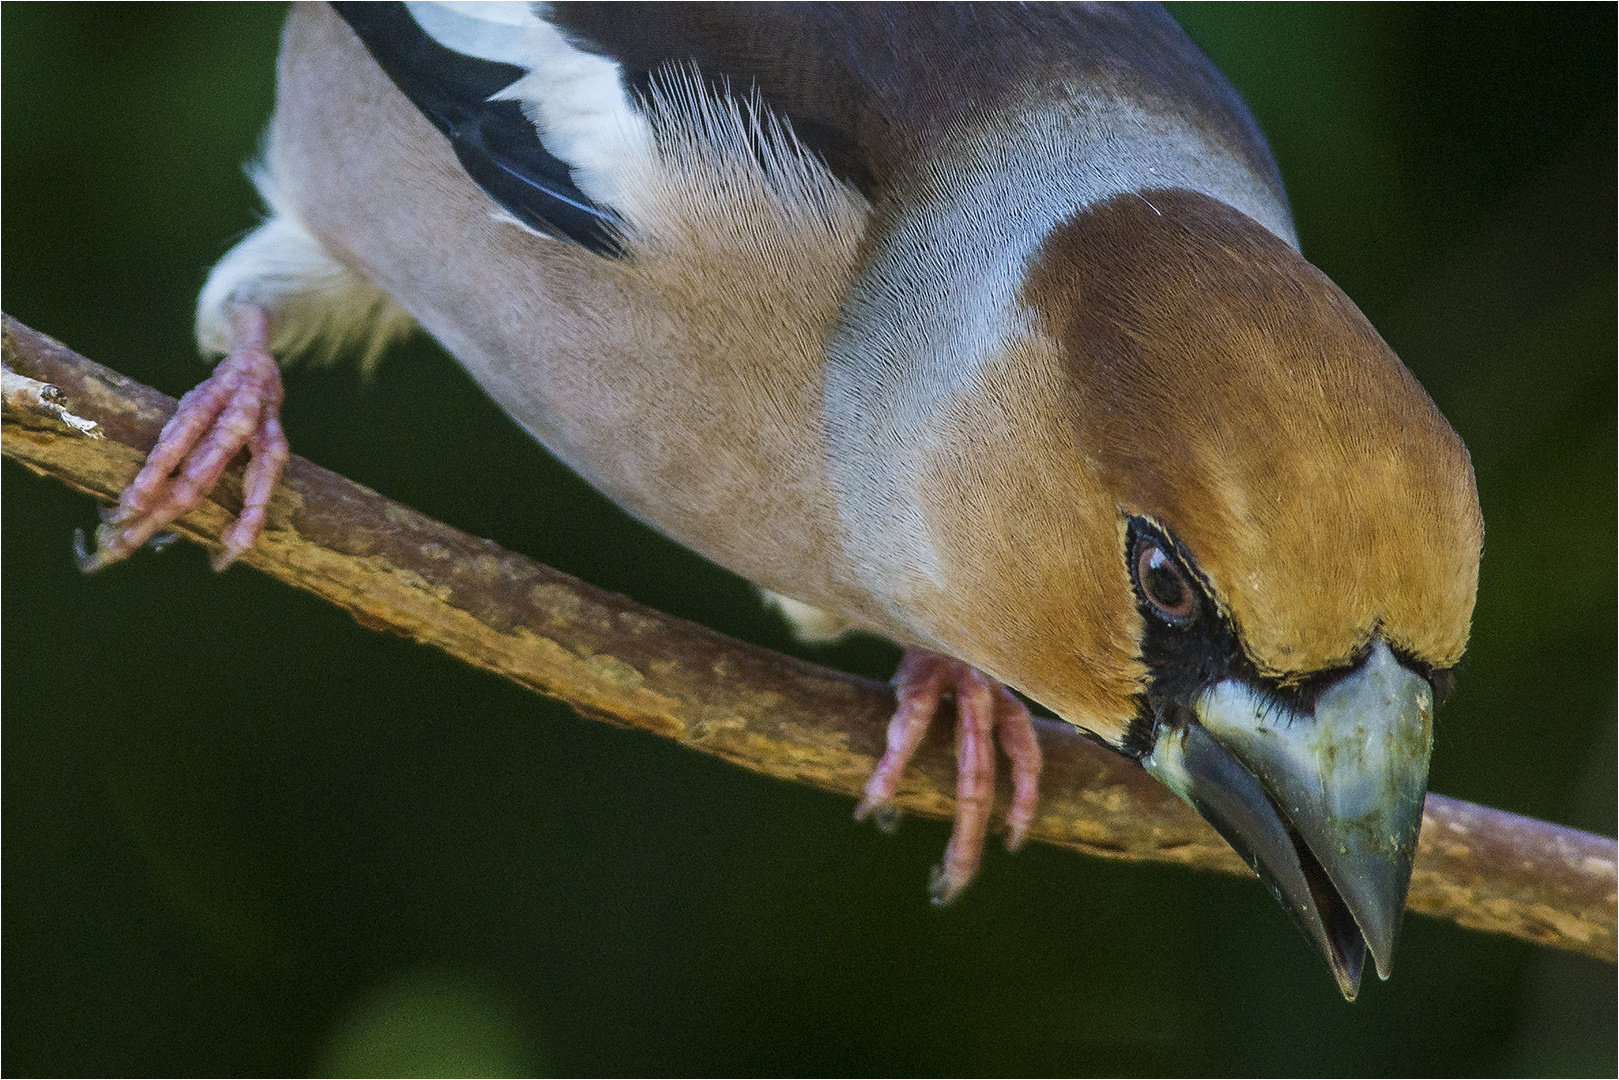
(4, 312, 1614, 964)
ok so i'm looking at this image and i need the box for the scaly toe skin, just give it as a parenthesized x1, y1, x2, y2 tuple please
(213, 411, 289, 570)
(931, 666, 998, 904)
(855, 649, 950, 824)
(859, 647, 1046, 903)
(90, 306, 287, 571)
(994, 686, 1043, 851)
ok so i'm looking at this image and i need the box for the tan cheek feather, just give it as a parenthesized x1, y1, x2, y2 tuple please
(912, 331, 1148, 744)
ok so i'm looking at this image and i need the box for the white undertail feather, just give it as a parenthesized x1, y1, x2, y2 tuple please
(761, 590, 855, 645)
(197, 168, 414, 370)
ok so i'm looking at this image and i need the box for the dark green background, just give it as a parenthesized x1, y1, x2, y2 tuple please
(5, 4, 1614, 1075)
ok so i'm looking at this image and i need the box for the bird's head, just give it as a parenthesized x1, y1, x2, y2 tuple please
(904, 188, 1482, 998)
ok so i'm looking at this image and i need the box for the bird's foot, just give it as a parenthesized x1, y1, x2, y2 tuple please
(84, 305, 288, 572)
(856, 647, 1043, 904)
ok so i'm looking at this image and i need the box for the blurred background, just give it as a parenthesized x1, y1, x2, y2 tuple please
(4, 4, 1613, 1075)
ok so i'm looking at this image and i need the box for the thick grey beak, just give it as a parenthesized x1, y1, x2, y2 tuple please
(1143, 639, 1434, 1000)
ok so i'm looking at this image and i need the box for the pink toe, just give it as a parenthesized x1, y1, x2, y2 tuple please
(995, 687, 1043, 850)
(857, 649, 948, 820)
(932, 668, 997, 903)
(859, 649, 1048, 900)
(96, 306, 288, 569)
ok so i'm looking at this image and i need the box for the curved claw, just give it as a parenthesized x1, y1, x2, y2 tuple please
(88, 306, 288, 572)
(856, 648, 1044, 903)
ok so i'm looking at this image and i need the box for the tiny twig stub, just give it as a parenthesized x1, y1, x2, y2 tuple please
(3, 364, 103, 438)
(3, 312, 1614, 964)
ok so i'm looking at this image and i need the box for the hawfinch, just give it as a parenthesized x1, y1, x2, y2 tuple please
(96, 2, 1483, 1000)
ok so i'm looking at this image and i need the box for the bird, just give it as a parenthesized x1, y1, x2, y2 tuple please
(90, 1, 1483, 1001)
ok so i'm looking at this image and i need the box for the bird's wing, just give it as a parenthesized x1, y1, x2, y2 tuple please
(331, 2, 623, 255)
(331, 2, 1288, 256)
(545, 2, 1285, 204)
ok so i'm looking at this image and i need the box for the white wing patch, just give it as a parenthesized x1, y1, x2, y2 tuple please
(201, 3, 867, 380)
(404, 1, 653, 212)
(401, 1, 868, 259)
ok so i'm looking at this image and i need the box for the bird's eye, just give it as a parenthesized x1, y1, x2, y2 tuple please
(1136, 543, 1196, 623)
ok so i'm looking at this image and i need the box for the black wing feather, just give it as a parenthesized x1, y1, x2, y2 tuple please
(548, 2, 1286, 209)
(332, 1, 623, 257)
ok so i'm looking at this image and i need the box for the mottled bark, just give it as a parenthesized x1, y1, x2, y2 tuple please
(5, 313, 1614, 963)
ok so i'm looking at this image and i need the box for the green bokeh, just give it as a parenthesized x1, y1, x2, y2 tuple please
(4, 4, 1613, 1075)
